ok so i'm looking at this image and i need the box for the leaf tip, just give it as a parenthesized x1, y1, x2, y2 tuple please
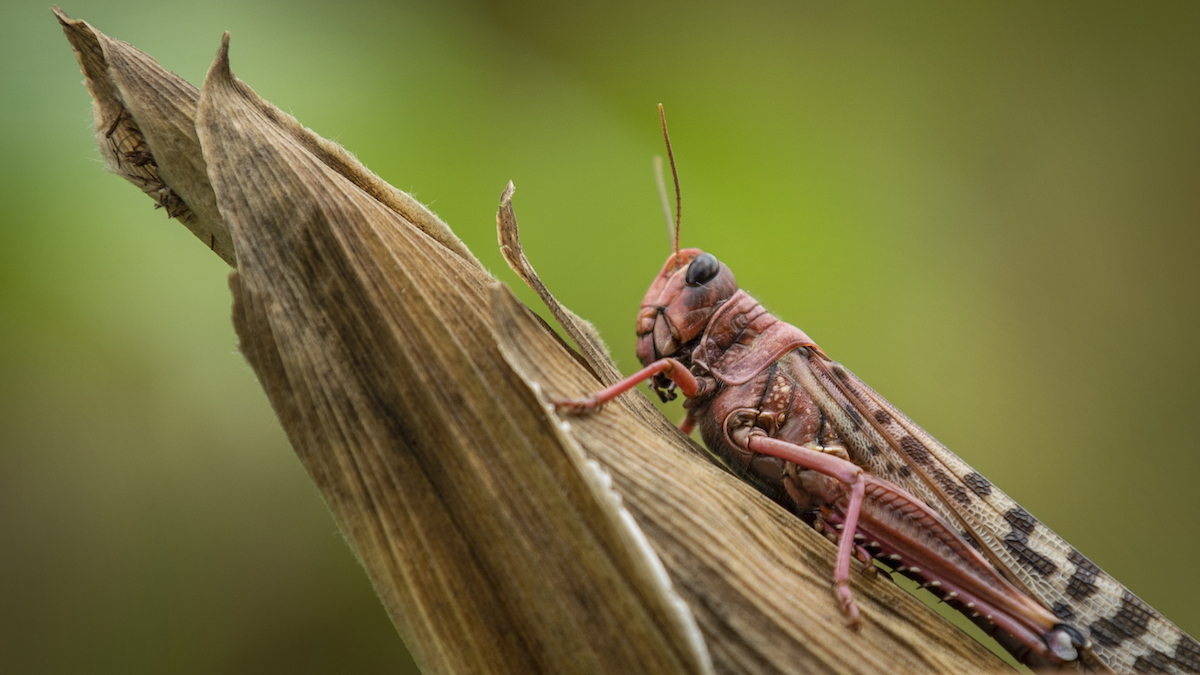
(52, 6, 89, 43)
(205, 31, 233, 86)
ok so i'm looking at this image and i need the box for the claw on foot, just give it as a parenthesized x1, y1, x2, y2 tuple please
(837, 582, 862, 629)
(552, 397, 600, 415)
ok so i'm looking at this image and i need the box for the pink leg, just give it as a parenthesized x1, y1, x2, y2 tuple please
(554, 358, 699, 413)
(679, 410, 696, 435)
(747, 435, 866, 625)
(835, 478, 865, 625)
(747, 436, 1083, 664)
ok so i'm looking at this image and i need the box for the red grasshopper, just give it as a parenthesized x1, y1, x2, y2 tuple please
(555, 242, 1086, 667)
(553, 106, 1197, 672)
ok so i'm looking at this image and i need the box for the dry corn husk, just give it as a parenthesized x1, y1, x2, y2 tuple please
(56, 8, 1009, 674)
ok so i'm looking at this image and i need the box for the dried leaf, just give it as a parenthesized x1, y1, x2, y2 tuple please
(199, 30, 707, 675)
(54, 7, 479, 271)
(55, 6, 232, 263)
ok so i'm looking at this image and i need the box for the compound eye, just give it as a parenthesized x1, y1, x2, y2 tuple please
(684, 252, 721, 286)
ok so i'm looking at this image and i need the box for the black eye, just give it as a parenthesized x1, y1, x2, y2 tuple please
(684, 252, 721, 286)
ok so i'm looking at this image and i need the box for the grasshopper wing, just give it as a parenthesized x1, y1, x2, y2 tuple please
(788, 347, 1198, 674)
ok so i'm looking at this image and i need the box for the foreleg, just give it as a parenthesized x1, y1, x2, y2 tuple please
(554, 358, 701, 413)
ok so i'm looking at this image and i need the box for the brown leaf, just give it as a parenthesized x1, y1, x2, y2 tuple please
(199, 30, 708, 675)
(53, 7, 478, 270)
(55, 6, 232, 263)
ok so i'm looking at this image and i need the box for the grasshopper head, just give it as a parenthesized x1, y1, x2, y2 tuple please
(636, 248, 738, 367)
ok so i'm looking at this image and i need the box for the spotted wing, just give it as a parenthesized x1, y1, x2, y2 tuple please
(784, 346, 1199, 674)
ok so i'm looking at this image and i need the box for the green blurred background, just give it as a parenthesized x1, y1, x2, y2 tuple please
(2, 0, 1197, 672)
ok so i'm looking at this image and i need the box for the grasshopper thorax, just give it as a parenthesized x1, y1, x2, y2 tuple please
(635, 247, 738, 367)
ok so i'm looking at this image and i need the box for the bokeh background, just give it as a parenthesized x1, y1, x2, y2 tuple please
(2, 1, 1197, 672)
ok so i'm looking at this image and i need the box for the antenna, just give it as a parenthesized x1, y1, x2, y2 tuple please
(658, 103, 682, 260)
(653, 156, 673, 248)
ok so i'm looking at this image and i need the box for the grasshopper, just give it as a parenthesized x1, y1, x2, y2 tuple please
(555, 106, 1198, 672)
